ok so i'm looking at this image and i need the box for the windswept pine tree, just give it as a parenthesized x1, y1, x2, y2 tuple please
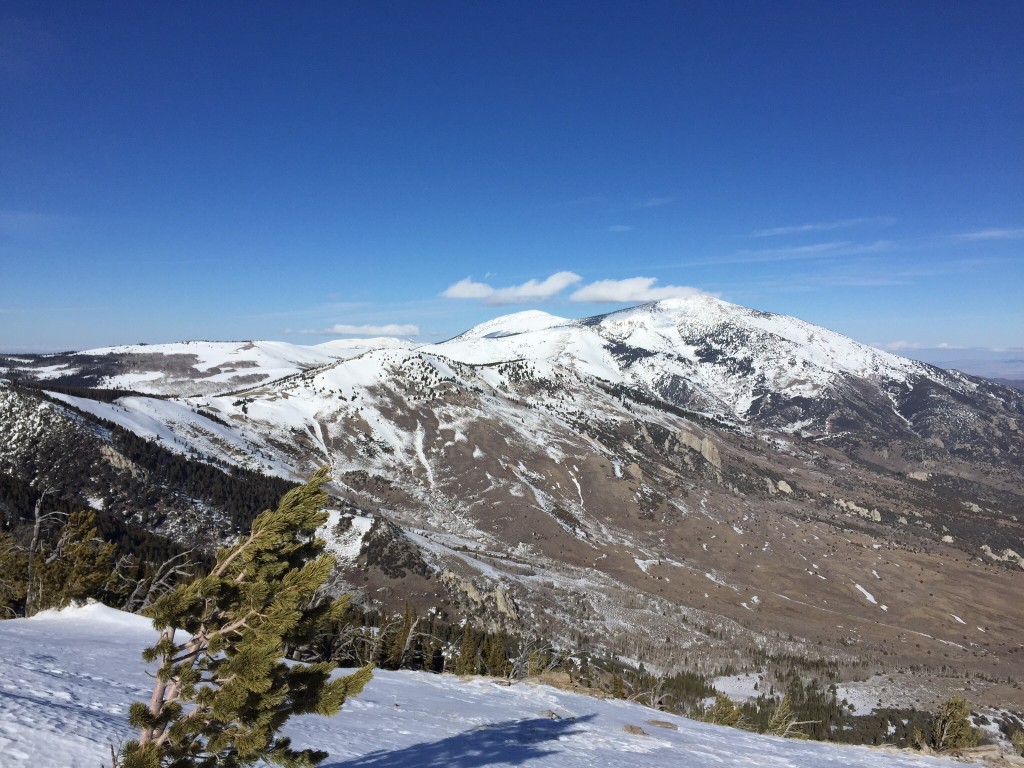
(120, 468, 372, 768)
(930, 695, 978, 752)
(0, 530, 27, 616)
(702, 694, 745, 728)
(764, 696, 809, 739)
(32, 509, 115, 612)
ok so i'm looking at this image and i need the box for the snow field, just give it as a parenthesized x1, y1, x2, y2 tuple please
(0, 605, 967, 768)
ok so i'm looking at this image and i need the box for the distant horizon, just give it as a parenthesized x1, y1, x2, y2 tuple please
(3, 295, 1022, 380)
(2, 3, 1021, 356)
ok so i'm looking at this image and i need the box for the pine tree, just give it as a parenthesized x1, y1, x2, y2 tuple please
(1011, 730, 1024, 757)
(425, 634, 445, 673)
(385, 602, 417, 670)
(119, 468, 372, 768)
(485, 632, 509, 678)
(0, 530, 28, 616)
(610, 673, 626, 699)
(931, 695, 978, 751)
(455, 624, 478, 675)
(702, 694, 745, 728)
(33, 509, 114, 611)
(764, 696, 808, 738)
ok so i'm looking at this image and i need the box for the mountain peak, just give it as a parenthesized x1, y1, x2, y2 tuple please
(589, 293, 737, 330)
(453, 310, 571, 340)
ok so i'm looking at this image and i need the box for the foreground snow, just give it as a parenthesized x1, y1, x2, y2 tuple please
(0, 604, 965, 768)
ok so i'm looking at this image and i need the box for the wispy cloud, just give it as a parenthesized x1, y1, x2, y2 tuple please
(442, 272, 581, 304)
(873, 342, 1023, 356)
(740, 241, 856, 258)
(312, 323, 420, 337)
(751, 217, 894, 238)
(872, 342, 974, 358)
(549, 195, 673, 211)
(875, 340, 934, 352)
(607, 224, 634, 233)
(635, 196, 674, 209)
(951, 227, 1024, 241)
(679, 240, 895, 268)
(570, 277, 712, 304)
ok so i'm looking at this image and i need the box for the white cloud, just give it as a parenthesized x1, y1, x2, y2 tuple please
(441, 277, 494, 299)
(442, 271, 581, 304)
(752, 217, 893, 238)
(319, 323, 420, 337)
(570, 277, 711, 304)
(952, 228, 1024, 241)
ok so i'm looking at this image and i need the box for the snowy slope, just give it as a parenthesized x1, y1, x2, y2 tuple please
(427, 295, 936, 422)
(1, 339, 416, 398)
(445, 309, 571, 340)
(42, 391, 280, 472)
(0, 604, 966, 768)
(83, 340, 345, 393)
(4, 299, 1022, 707)
(315, 337, 418, 355)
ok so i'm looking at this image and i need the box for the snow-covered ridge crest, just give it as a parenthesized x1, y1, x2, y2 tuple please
(5, 298, 1024, 702)
(14, 338, 414, 397)
(6, 296, 990, 438)
(427, 296, 935, 423)
(447, 309, 572, 341)
(584, 295, 923, 381)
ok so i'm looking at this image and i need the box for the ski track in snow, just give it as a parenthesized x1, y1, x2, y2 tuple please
(0, 605, 964, 768)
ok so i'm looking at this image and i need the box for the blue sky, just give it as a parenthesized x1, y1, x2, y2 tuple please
(1, 2, 1022, 371)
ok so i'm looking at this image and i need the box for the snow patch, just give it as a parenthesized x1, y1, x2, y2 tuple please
(853, 583, 878, 605)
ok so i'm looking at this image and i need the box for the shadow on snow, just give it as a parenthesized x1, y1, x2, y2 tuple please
(323, 713, 597, 768)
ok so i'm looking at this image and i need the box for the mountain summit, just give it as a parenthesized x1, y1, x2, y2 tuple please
(434, 297, 987, 442)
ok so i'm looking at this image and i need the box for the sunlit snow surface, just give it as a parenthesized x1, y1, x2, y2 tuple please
(424, 295, 930, 420)
(0, 605, 963, 768)
(21, 296, 968, 486)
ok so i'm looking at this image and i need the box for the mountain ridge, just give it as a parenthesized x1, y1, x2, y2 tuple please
(2, 298, 1022, 711)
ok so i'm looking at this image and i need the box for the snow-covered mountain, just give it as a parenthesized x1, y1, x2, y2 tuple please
(0, 603, 972, 768)
(0, 337, 415, 397)
(3, 298, 1023, 711)
(433, 296, 925, 412)
(429, 296, 1005, 445)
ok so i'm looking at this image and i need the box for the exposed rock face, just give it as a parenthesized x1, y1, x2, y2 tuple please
(493, 588, 519, 621)
(981, 545, 1024, 569)
(835, 498, 881, 522)
(678, 430, 722, 469)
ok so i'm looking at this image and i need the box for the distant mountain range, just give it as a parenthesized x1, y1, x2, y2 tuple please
(3, 296, 1023, 711)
